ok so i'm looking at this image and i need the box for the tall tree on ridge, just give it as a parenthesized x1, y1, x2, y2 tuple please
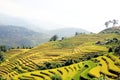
(112, 19, 118, 27)
(105, 21, 109, 28)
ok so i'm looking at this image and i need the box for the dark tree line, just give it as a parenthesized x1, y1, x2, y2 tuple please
(16, 46, 33, 49)
(0, 46, 7, 63)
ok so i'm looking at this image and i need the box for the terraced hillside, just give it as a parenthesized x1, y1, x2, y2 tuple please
(12, 54, 120, 80)
(0, 34, 120, 80)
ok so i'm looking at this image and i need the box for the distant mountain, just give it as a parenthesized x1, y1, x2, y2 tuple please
(0, 25, 50, 47)
(99, 26, 120, 34)
(48, 28, 90, 38)
(0, 13, 46, 32)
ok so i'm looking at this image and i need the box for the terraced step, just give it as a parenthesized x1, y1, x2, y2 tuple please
(80, 61, 97, 80)
(102, 56, 120, 74)
(96, 57, 118, 78)
(88, 66, 101, 78)
(1, 54, 120, 80)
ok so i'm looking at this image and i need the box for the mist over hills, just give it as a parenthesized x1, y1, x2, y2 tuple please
(0, 13, 46, 32)
(0, 13, 91, 47)
(48, 28, 90, 38)
(0, 25, 50, 47)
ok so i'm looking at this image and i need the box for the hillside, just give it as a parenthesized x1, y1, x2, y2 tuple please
(99, 26, 120, 34)
(0, 25, 50, 47)
(0, 33, 120, 79)
(13, 54, 120, 80)
(48, 28, 90, 38)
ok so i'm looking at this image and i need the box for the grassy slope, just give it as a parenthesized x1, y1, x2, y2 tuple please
(0, 33, 120, 79)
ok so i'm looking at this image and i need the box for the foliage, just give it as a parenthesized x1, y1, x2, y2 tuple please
(104, 19, 118, 28)
(108, 47, 113, 53)
(114, 45, 120, 55)
(75, 32, 79, 36)
(49, 35, 58, 41)
(44, 62, 62, 69)
(61, 37, 65, 40)
(0, 51, 4, 63)
(63, 59, 74, 66)
(0, 45, 7, 52)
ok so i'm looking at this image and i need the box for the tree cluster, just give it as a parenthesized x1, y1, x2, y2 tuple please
(49, 35, 58, 41)
(75, 32, 86, 36)
(0, 45, 7, 52)
(114, 45, 120, 55)
(16, 46, 33, 49)
(0, 51, 4, 63)
(105, 19, 118, 28)
(0, 45, 7, 63)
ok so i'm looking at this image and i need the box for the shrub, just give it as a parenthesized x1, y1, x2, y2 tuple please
(63, 59, 73, 66)
(114, 46, 120, 55)
(108, 47, 113, 53)
(44, 62, 62, 69)
(113, 38, 118, 43)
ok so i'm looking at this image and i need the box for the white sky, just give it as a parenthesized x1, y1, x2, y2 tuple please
(0, 0, 120, 33)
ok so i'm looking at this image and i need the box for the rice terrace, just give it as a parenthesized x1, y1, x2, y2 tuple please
(0, 29, 120, 80)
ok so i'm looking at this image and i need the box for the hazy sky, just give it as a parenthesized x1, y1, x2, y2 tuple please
(0, 0, 120, 33)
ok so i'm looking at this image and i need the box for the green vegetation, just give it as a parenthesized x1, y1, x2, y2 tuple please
(0, 31, 120, 80)
(114, 45, 120, 55)
(0, 45, 7, 52)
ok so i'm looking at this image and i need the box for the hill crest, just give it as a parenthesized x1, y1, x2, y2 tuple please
(99, 26, 120, 34)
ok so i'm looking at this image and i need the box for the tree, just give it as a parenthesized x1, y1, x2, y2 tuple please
(49, 35, 58, 41)
(105, 22, 109, 28)
(112, 19, 118, 26)
(17, 46, 20, 49)
(108, 47, 113, 53)
(22, 46, 25, 49)
(75, 32, 79, 36)
(114, 46, 120, 55)
(0, 46, 7, 52)
(0, 51, 4, 63)
(61, 37, 65, 40)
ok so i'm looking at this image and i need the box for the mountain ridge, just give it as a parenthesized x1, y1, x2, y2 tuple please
(48, 27, 90, 38)
(0, 25, 50, 47)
